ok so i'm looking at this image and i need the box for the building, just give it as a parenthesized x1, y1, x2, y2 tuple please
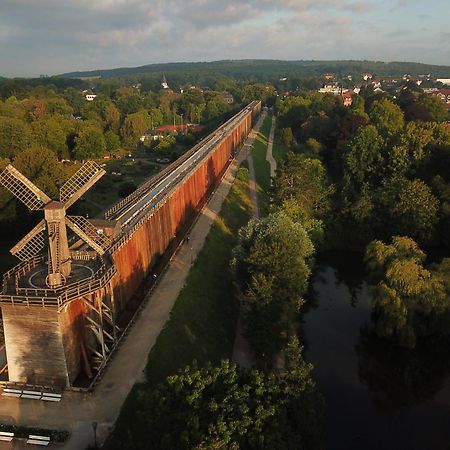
(341, 91, 354, 107)
(318, 84, 347, 95)
(85, 94, 97, 101)
(161, 74, 170, 89)
(362, 72, 373, 81)
(322, 73, 336, 80)
(222, 92, 234, 104)
(437, 79, 450, 86)
(431, 89, 450, 105)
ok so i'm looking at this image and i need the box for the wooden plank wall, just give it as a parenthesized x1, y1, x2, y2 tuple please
(111, 105, 257, 308)
(2, 305, 70, 387)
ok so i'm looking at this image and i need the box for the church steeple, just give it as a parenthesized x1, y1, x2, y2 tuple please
(161, 73, 169, 89)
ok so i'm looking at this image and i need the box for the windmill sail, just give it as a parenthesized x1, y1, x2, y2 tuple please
(1, 162, 108, 288)
(60, 161, 105, 208)
(0, 164, 51, 210)
(11, 219, 46, 261)
(66, 216, 111, 255)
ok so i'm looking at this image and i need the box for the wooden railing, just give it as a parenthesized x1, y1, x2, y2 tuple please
(0, 256, 116, 309)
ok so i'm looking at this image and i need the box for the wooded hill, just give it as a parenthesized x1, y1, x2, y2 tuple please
(59, 59, 450, 81)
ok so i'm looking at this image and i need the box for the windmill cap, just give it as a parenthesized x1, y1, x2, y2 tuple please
(44, 200, 65, 210)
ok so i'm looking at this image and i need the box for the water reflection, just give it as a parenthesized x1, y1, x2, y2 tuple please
(303, 254, 450, 450)
(356, 328, 450, 410)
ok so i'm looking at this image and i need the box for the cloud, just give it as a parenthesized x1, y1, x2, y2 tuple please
(0, 0, 448, 77)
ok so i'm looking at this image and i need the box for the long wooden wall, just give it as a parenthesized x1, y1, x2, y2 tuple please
(111, 103, 259, 308)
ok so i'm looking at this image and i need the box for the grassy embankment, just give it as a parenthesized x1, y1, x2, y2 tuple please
(251, 114, 272, 216)
(272, 120, 290, 165)
(105, 164, 251, 448)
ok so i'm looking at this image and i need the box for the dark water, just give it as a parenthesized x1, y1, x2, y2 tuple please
(303, 254, 450, 450)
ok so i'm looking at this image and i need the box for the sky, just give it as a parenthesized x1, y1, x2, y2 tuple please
(0, 0, 449, 78)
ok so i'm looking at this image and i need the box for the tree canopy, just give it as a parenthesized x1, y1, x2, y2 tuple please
(365, 236, 450, 348)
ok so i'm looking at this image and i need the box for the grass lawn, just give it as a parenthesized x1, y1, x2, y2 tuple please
(77, 159, 159, 217)
(105, 165, 251, 449)
(251, 114, 272, 216)
(145, 166, 251, 384)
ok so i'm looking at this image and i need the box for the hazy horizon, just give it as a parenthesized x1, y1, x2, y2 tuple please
(1, 0, 449, 78)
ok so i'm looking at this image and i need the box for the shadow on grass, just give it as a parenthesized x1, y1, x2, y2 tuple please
(251, 115, 272, 217)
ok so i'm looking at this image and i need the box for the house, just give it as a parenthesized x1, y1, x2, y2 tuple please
(222, 92, 234, 104)
(318, 84, 347, 95)
(341, 91, 354, 107)
(437, 79, 450, 86)
(362, 72, 373, 81)
(431, 89, 450, 105)
(322, 73, 336, 80)
(370, 80, 382, 89)
(85, 94, 97, 101)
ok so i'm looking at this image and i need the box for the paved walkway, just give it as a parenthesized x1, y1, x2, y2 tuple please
(266, 115, 277, 177)
(0, 121, 264, 449)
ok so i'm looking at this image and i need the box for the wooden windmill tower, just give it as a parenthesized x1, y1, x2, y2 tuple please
(0, 161, 111, 287)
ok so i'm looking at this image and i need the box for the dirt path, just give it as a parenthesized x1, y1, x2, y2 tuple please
(0, 120, 265, 449)
(231, 112, 269, 370)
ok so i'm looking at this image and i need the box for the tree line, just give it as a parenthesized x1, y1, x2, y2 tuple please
(276, 85, 450, 350)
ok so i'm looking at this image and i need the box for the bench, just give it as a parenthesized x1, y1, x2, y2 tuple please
(0, 431, 14, 442)
(2, 388, 22, 398)
(41, 392, 62, 402)
(26, 435, 50, 446)
(21, 390, 42, 400)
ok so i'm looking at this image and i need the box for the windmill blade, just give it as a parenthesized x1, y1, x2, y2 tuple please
(66, 215, 111, 255)
(60, 161, 105, 208)
(0, 165, 51, 210)
(11, 219, 46, 261)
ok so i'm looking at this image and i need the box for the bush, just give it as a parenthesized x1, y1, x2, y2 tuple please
(118, 180, 137, 198)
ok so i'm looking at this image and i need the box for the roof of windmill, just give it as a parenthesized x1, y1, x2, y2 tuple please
(44, 200, 64, 209)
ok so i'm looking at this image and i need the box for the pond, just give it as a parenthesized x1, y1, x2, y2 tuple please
(303, 253, 450, 450)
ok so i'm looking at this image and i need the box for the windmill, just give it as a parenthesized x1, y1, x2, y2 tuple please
(0, 161, 111, 288)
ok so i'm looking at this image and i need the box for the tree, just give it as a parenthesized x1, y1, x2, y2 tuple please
(232, 212, 314, 361)
(365, 236, 449, 348)
(110, 358, 320, 450)
(343, 125, 384, 187)
(281, 127, 293, 147)
(31, 116, 70, 159)
(417, 95, 449, 122)
(121, 110, 151, 149)
(154, 135, 176, 153)
(242, 83, 276, 105)
(114, 88, 143, 115)
(0, 116, 33, 158)
(105, 130, 121, 154)
(377, 177, 439, 243)
(273, 152, 334, 220)
(369, 98, 404, 138)
(13, 145, 69, 198)
(74, 124, 106, 160)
